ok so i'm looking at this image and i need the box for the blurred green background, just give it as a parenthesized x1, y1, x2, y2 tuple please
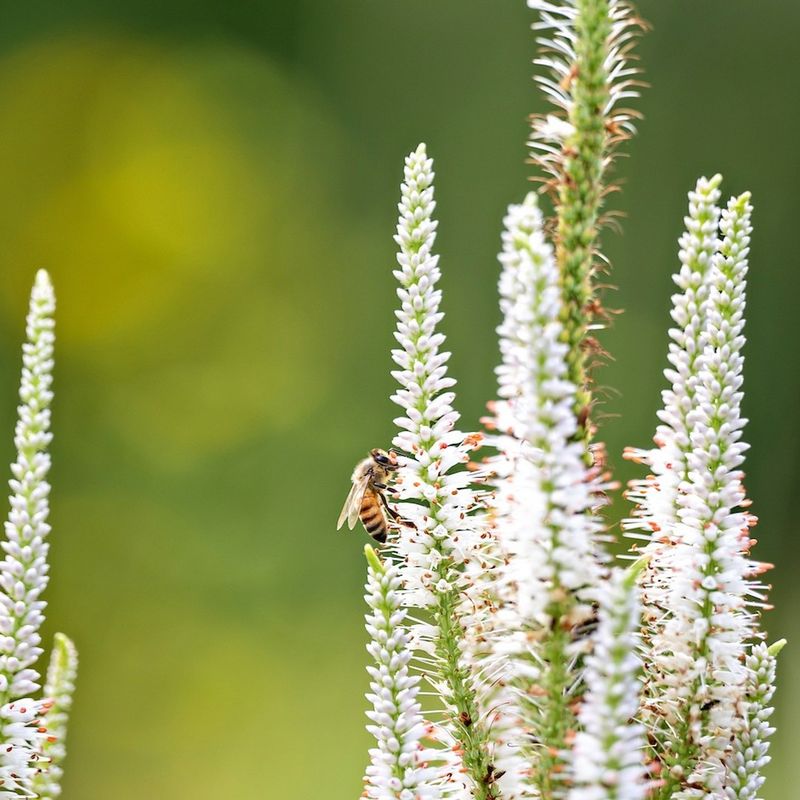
(0, 1, 796, 797)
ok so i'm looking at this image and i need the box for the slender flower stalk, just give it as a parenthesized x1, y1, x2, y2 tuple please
(0, 269, 56, 705)
(623, 176, 724, 746)
(568, 564, 648, 800)
(362, 546, 441, 800)
(624, 187, 766, 796)
(389, 144, 496, 799)
(0, 271, 65, 797)
(487, 193, 607, 798)
(528, 0, 642, 441)
(624, 175, 723, 534)
(721, 640, 784, 799)
(32, 634, 78, 799)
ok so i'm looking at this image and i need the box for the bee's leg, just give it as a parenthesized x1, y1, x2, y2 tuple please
(379, 493, 400, 520)
(372, 482, 398, 494)
(378, 491, 416, 530)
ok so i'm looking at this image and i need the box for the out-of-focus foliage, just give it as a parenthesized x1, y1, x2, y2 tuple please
(0, 2, 795, 798)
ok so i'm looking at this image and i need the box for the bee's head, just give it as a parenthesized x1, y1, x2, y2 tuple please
(370, 448, 398, 471)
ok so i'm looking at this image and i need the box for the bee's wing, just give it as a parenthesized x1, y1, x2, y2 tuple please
(337, 475, 369, 530)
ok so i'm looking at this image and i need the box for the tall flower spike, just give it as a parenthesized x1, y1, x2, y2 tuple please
(624, 175, 723, 536)
(33, 633, 78, 799)
(389, 144, 495, 799)
(528, 0, 643, 442)
(0, 270, 58, 797)
(487, 193, 607, 798)
(622, 176, 723, 759)
(721, 640, 784, 799)
(362, 546, 441, 800)
(568, 564, 648, 800)
(0, 269, 55, 703)
(622, 175, 722, 740)
(625, 188, 765, 797)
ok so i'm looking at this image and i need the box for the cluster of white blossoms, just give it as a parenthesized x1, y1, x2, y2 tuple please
(0, 270, 56, 703)
(362, 547, 441, 800)
(356, 3, 781, 799)
(483, 193, 610, 796)
(721, 640, 784, 799)
(0, 271, 77, 798)
(569, 567, 647, 800)
(624, 175, 724, 535)
(0, 700, 53, 798)
(624, 182, 769, 795)
(491, 193, 605, 632)
(623, 175, 725, 737)
(384, 143, 491, 797)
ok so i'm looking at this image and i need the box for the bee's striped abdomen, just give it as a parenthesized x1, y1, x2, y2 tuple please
(359, 490, 388, 544)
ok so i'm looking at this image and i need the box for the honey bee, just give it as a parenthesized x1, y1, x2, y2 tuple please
(337, 449, 402, 543)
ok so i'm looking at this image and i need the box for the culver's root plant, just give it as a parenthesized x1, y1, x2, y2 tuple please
(346, 2, 782, 799)
(0, 271, 77, 799)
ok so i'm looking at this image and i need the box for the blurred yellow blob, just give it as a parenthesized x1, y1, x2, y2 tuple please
(0, 35, 351, 464)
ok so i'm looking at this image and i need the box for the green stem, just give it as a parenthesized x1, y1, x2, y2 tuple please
(434, 572, 498, 800)
(555, 0, 612, 449)
(535, 609, 572, 798)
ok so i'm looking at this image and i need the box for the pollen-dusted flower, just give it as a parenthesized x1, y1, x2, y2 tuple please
(0, 269, 56, 704)
(388, 144, 496, 798)
(486, 193, 607, 796)
(568, 566, 648, 800)
(362, 547, 441, 800)
(33, 633, 78, 799)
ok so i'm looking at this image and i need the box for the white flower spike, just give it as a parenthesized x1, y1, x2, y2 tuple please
(625, 185, 767, 796)
(33, 633, 78, 799)
(389, 144, 495, 798)
(0, 270, 56, 704)
(623, 176, 726, 750)
(568, 564, 648, 800)
(721, 640, 784, 799)
(487, 192, 608, 796)
(0, 270, 61, 797)
(362, 546, 441, 800)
